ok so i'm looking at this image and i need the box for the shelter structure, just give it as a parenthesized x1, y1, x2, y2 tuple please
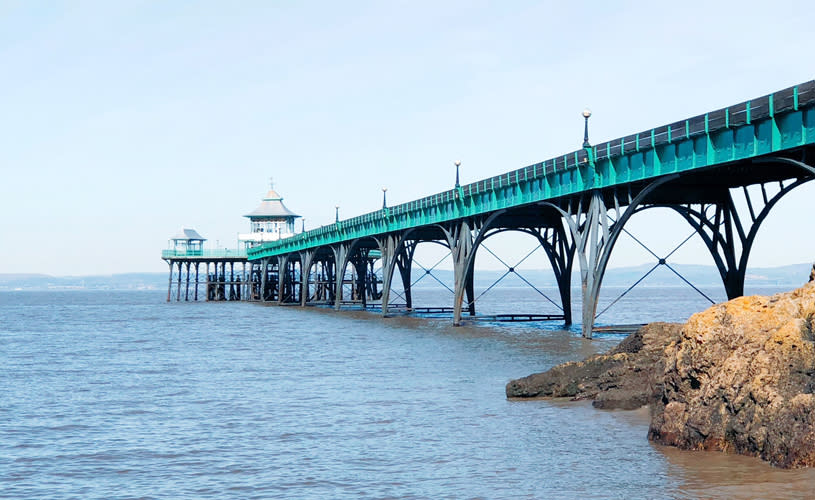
(170, 227, 205, 255)
(239, 184, 300, 249)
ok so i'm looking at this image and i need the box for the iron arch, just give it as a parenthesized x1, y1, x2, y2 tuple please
(633, 157, 815, 299)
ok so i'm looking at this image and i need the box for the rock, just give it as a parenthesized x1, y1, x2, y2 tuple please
(507, 283, 815, 467)
(648, 283, 815, 468)
(506, 322, 682, 410)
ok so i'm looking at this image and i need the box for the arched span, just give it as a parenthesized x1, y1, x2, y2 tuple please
(456, 207, 575, 324)
(301, 245, 337, 305)
(334, 236, 385, 309)
(278, 252, 303, 304)
(537, 173, 680, 338)
(634, 157, 815, 299)
(380, 226, 452, 314)
(258, 255, 280, 302)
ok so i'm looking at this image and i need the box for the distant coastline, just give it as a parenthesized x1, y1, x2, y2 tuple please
(0, 273, 166, 291)
(2, 262, 811, 291)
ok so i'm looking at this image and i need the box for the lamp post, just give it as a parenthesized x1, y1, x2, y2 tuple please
(335, 205, 339, 223)
(582, 108, 592, 148)
(302, 218, 305, 233)
(454, 160, 461, 188)
(382, 187, 388, 209)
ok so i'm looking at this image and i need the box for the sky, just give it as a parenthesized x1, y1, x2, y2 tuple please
(1, 0, 814, 276)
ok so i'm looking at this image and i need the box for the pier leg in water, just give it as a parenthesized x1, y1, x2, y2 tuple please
(300, 250, 315, 306)
(448, 221, 474, 326)
(379, 234, 415, 316)
(260, 258, 268, 301)
(542, 175, 677, 337)
(176, 261, 183, 302)
(379, 235, 396, 316)
(465, 272, 475, 316)
(332, 244, 349, 311)
(537, 224, 575, 326)
(166, 261, 173, 302)
(352, 252, 368, 308)
(396, 241, 415, 311)
(194, 262, 200, 301)
(277, 255, 289, 304)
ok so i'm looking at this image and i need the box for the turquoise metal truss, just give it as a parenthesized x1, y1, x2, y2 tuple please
(249, 81, 815, 261)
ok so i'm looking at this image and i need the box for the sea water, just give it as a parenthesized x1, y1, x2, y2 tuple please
(2, 287, 814, 499)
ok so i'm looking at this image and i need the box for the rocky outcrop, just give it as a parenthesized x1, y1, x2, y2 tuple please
(506, 322, 683, 410)
(508, 283, 815, 468)
(649, 283, 815, 468)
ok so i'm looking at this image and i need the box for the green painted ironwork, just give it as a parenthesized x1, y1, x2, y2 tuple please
(249, 80, 815, 261)
(162, 249, 247, 259)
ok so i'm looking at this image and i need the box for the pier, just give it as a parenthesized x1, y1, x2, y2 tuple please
(162, 228, 249, 302)
(163, 80, 815, 337)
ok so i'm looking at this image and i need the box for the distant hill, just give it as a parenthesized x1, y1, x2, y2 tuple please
(1, 262, 811, 291)
(600, 262, 811, 287)
(0, 272, 167, 291)
(410, 262, 813, 289)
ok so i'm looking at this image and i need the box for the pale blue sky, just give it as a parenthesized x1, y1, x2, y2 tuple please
(1, 1, 814, 275)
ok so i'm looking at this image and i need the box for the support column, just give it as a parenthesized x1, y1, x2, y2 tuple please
(166, 261, 173, 302)
(259, 258, 268, 301)
(242, 262, 247, 301)
(300, 250, 315, 306)
(194, 262, 200, 301)
(449, 221, 474, 326)
(277, 254, 290, 304)
(176, 261, 182, 302)
(204, 261, 212, 302)
(351, 250, 368, 308)
(184, 262, 191, 301)
(546, 175, 676, 337)
(541, 225, 575, 325)
(379, 235, 397, 316)
(576, 191, 607, 338)
(397, 245, 414, 311)
(464, 271, 475, 316)
(229, 262, 236, 301)
(269, 258, 279, 301)
(324, 258, 336, 303)
(333, 244, 349, 311)
(218, 261, 226, 301)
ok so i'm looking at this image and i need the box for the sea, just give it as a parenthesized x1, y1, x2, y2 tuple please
(3, 285, 815, 499)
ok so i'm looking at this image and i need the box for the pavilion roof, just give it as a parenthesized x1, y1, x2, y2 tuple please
(172, 227, 206, 241)
(244, 189, 300, 219)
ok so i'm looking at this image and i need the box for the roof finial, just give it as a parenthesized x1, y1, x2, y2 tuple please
(269, 176, 275, 190)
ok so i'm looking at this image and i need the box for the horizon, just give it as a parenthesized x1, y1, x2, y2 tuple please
(3, 259, 811, 280)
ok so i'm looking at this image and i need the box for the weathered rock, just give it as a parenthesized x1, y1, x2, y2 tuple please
(506, 322, 682, 410)
(648, 283, 815, 468)
(507, 283, 815, 467)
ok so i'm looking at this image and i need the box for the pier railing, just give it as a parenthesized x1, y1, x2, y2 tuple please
(162, 249, 247, 259)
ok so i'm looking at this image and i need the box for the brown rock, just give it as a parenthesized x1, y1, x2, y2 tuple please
(648, 283, 815, 468)
(506, 322, 682, 410)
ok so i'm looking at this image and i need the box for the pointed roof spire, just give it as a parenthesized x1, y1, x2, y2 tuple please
(244, 180, 300, 219)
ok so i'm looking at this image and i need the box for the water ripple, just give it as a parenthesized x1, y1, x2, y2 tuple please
(2, 289, 814, 499)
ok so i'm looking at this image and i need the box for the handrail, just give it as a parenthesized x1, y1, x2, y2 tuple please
(248, 80, 815, 260)
(162, 249, 247, 259)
